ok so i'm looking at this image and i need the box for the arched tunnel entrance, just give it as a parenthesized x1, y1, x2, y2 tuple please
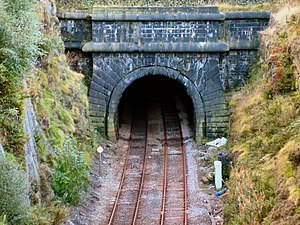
(117, 75, 195, 140)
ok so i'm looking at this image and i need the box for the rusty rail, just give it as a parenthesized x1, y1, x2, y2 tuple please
(159, 96, 189, 225)
(107, 106, 148, 225)
(177, 101, 189, 225)
(108, 94, 188, 225)
(107, 120, 133, 225)
(132, 119, 148, 224)
(160, 104, 168, 225)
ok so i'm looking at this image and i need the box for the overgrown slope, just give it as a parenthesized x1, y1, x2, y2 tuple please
(0, 0, 98, 224)
(55, 0, 283, 12)
(225, 2, 300, 224)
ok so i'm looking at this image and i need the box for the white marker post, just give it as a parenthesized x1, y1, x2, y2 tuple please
(97, 146, 104, 177)
(214, 161, 222, 190)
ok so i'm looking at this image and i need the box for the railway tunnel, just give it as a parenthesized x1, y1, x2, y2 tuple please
(58, 7, 270, 141)
(57, 7, 271, 224)
(117, 75, 195, 140)
(110, 74, 191, 224)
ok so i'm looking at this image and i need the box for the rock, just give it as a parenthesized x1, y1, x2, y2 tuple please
(288, 147, 300, 165)
(201, 176, 210, 184)
(0, 142, 5, 159)
(207, 172, 215, 181)
(206, 146, 218, 158)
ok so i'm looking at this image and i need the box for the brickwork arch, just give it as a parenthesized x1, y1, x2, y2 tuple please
(106, 66, 206, 141)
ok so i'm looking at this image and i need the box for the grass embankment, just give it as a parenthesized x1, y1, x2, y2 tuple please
(27, 0, 100, 223)
(55, 0, 286, 12)
(0, 0, 99, 224)
(225, 2, 300, 224)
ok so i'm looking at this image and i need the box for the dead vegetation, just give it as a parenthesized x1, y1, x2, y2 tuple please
(225, 1, 300, 224)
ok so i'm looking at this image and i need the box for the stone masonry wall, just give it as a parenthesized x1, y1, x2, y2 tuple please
(58, 9, 269, 91)
(221, 50, 257, 89)
(57, 7, 270, 141)
(90, 52, 227, 139)
(91, 21, 221, 43)
(59, 16, 92, 49)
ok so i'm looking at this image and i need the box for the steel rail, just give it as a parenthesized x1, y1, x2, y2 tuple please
(160, 99, 169, 225)
(174, 98, 189, 225)
(107, 116, 133, 225)
(159, 96, 189, 225)
(132, 109, 148, 224)
(108, 105, 149, 225)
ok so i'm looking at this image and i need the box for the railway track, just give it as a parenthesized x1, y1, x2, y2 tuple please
(108, 104, 148, 225)
(108, 94, 188, 225)
(160, 95, 188, 225)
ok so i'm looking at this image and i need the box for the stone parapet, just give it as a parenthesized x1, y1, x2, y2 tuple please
(58, 7, 270, 51)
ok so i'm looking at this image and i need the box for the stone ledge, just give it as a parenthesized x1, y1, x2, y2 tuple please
(225, 11, 270, 20)
(64, 42, 82, 49)
(229, 40, 260, 50)
(57, 9, 270, 21)
(91, 13, 225, 21)
(57, 12, 89, 19)
(63, 40, 263, 52)
(82, 42, 229, 53)
(93, 6, 220, 14)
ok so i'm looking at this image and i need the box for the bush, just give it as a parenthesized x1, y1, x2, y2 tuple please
(52, 137, 90, 205)
(0, 0, 41, 154)
(27, 202, 69, 225)
(0, 158, 30, 224)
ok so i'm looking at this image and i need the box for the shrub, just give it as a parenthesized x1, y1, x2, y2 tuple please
(27, 202, 69, 225)
(0, 0, 41, 154)
(224, 165, 275, 224)
(52, 137, 90, 205)
(0, 158, 30, 224)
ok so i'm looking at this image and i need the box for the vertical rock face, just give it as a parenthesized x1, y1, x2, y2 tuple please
(0, 142, 5, 159)
(23, 96, 53, 204)
(24, 98, 41, 187)
(22, 0, 59, 201)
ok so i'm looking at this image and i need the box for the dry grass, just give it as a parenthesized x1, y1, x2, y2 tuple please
(225, 2, 300, 224)
(225, 165, 275, 225)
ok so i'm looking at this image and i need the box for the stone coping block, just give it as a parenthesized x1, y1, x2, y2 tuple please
(64, 42, 82, 49)
(82, 42, 229, 53)
(81, 41, 258, 52)
(92, 6, 220, 14)
(229, 40, 260, 50)
(91, 13, 225, 21)
(57, 12, 90, 20)
(225, 11, 271, 19)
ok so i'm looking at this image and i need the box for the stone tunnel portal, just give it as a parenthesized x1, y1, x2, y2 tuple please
(117, 75, 195, 139)
(58, 7, 270, 142)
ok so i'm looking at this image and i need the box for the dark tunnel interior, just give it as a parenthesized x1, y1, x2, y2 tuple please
(117, 75, 195, 138)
